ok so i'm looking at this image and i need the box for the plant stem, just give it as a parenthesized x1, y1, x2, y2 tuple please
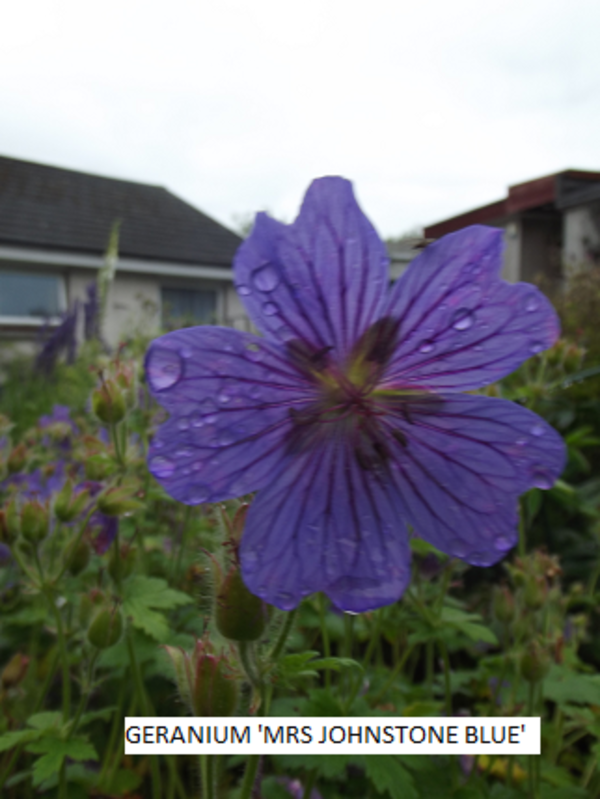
(302, 768, 318, 799)
(46, 591, 70, 721)
(269, 607, 298, 662)
(318, 594, 331, 690)
(126, 629, 162, 799)
(200, 754, 217, 799)
(438, 641, 452, 715)
(239, 754, 260, 799)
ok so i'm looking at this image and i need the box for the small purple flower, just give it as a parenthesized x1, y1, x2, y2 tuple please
(278, 777, 322, 799)
(83, 281, 100, 341)
(145, 178, 565, 613)
(36, 302, 79, 375)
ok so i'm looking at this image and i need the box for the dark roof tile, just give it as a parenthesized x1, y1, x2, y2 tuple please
(0, 155, 242, 266)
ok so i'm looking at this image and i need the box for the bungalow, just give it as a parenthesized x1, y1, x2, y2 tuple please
(423, 170, 600, 283)
(0, 155, 246, 353)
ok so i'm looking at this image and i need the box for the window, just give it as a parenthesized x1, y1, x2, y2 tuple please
(0, 271, 64, 319)
(161, 287, 217, 328)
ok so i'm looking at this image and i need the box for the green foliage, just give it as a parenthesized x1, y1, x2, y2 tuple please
(121, 575, 193, 641)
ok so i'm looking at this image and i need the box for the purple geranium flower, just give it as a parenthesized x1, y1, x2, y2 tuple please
(144, 177, 565, 613)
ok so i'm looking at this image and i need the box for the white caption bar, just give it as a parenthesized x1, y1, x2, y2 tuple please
(124, 716, 540, 755)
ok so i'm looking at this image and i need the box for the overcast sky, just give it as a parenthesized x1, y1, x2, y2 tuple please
(1, 0, 598, 239)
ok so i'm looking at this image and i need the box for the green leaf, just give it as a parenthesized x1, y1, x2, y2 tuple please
(76, 706, 117, 729)
(364, 755, 418, 799)
(440, 607, 498, 645)
(543, 664, 600, 705)
(122, 575, 192, 641)
(105, 767, 142, 795)
(0, 729, 41, 752)
(309, 656, 364, 674)
(28, 711, 62, 731)
(26, 737, 98, 787)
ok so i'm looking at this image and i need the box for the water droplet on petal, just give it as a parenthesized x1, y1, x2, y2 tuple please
(516, 437, 527, 446)
(531, 423, 545, 437)
(146, 346, 183, 391)
(263, 302, 279, 316)
(276, 591, 296, 610)
(218, 392, 231, 405)
(452, 309, 474, 331)
(245, 342, 263, 362)
(149, 456, 175, 479)
(244, 548, 259, 566)
(177, 417, 190, 431)
(218, 428, 235, 446)
(531, 468, 553, 490)
(494, 535, 513, 552)
(180, 346, 193, 359)
(453, 542, 467, 558)
(201, 398, 217, 422)
(192, 460, 204, 472)
(191, 412, 204, 428)
(419, 340, 435, 354)
(186, 483, 211, 504)
(236, 283, 251, 296)
(252, 263, 280, 292)
(525, 294, 539, 312)
(530, 341, 544, 354)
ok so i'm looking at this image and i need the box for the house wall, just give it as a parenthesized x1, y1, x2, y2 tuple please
(501, 220, 521, 283)
(563, 204, 600, 268)
(517, 214, 562, 284)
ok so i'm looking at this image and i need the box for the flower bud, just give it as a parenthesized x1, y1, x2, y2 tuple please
(79, 588, 104, 627)
(164, 639, 239, 717)
(1, 653, 29, 689)
(21, 500, 48, 543)
(7, 443, 27, 474)
(520, 641, 551, 683)
(92, 380, 127, 425)
(108, 543, 137, 582)
(54, 480, 90, 523)
(97, 484, 144, 517)
(493, 586, 516, 624)
(1, 498, 20, 543)
(84, 452, 114, 481)
(66, 539, 91, 576)
(523, 575, 546, 610)
(87, 606, 123, 649)
(216, 565, 269, 642)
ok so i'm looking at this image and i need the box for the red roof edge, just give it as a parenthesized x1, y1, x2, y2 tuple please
(424, 199, 507, 238)
(506, 174, 556, 214)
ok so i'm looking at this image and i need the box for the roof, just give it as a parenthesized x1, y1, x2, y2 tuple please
(424, 169, 600, 238)
(0, 155, 242, 266)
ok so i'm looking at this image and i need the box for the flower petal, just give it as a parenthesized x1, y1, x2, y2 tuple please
(145, 326, 314, 504)
(382, 393, 566, 564)
(382, 226, 560, 390)
(233, 177, 389, 359)
(240, 437, 411, 613)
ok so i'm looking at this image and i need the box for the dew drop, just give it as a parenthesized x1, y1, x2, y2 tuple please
(218, 392, 231, 405)
(177, 417, 190, 431)
(453, 542, 467, 558)
(180, 346, 193, 359)
(263, 302, 279, 316)
(452, 309, 474, 331)
(186, 483, 211, 504)
(236, 283, 251, 296)
(494, 536, 513, 552)
(149, 456, 175, 479)
(531, 468, 553, 490)
(515, 437, 527, 447)
(192, 460, 204, 472)
(419, 340, 435, 354)
(244, 548, 259, 566)
(218, 428, 235, 446)
(191, 412, 204, 428)
(530, 423, 545, 437)
(530, 341, 544, 354)
(525, 294, 539, 313)
(146, 346, 183, 391)
(175, 446, 194, 458)
(245, 342, 263, 362)
(276, 591, 296, 610)
(201, 398, 218, 423)
(252, 263, 280, 292)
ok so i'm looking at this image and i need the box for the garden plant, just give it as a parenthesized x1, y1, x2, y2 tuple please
(0, 178, 599, 799)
